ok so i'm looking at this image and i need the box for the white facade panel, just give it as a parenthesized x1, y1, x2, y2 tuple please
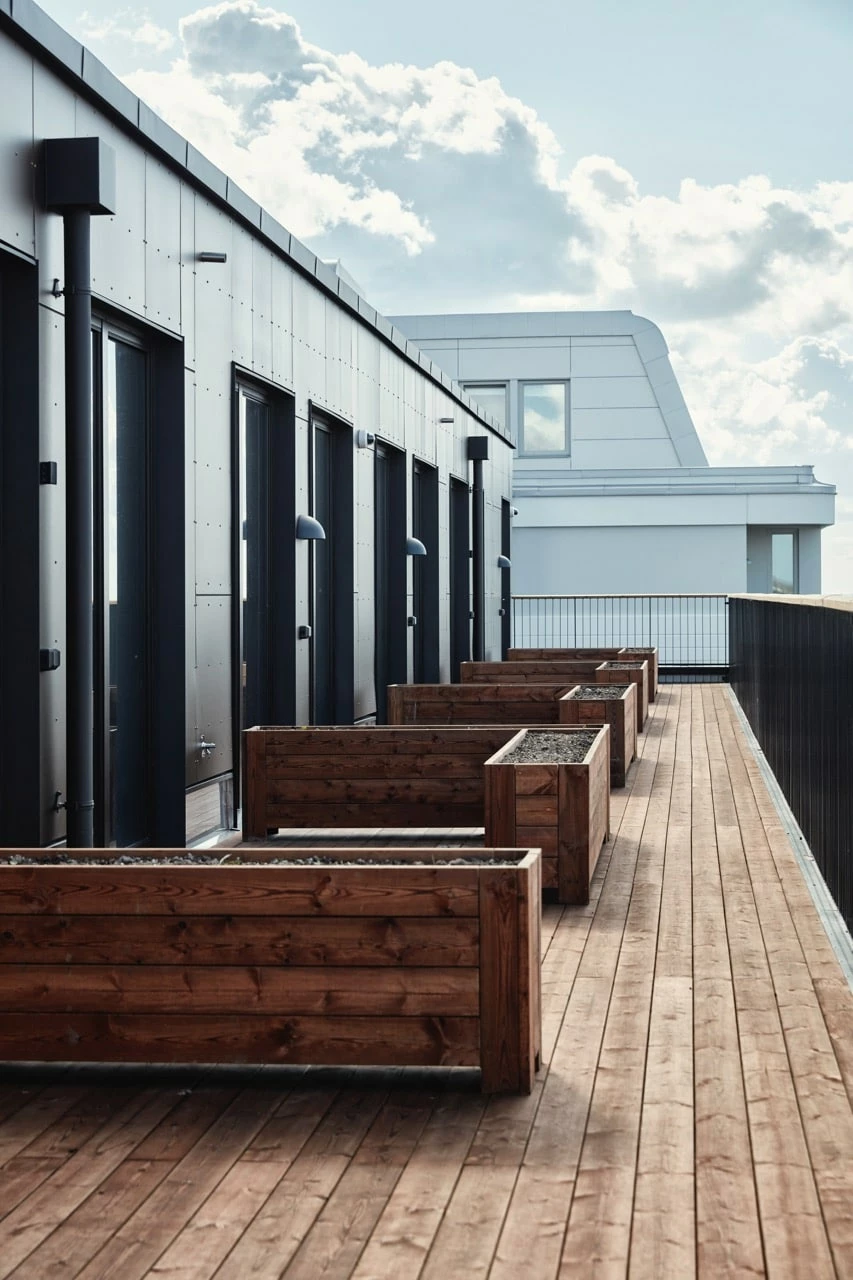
(458, 345, 570, 380)
(571, 376, 659, 410)
(571, 407, 670, 441)
(568, 344, 645, 377)
(570, 438, 681, 469)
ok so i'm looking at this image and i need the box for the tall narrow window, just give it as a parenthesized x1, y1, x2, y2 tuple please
(412, 460, 440, 683)
(238, 388, 271, 735)
(520, 381, 569, 456)
(771, 532, 797, 594)
(374, 442, 407, 720)
(310, 411, 354, 725)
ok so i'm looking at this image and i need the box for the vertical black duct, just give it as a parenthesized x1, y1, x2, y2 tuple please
(467, 436, 489, 661)
(43, 139, 116, 847)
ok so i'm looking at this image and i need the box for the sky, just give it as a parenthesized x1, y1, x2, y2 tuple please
(40, 0, 853, 590)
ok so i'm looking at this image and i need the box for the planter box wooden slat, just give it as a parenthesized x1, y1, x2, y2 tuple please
(619, 647, 659, 699)
(460, 661, 606, 683)
(484, 727, 610, 904)
(507, 648, 624, 661)
(0, 914, 481, 967)
(559, 683, 638, 787)
(0, 847, 541, 1094)
(386, 683, 572, 727)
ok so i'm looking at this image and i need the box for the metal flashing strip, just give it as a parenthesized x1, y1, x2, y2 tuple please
(726, 686, 853, 991)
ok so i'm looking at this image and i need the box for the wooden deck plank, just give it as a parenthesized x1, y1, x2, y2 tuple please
(692, 687, 764, 1279)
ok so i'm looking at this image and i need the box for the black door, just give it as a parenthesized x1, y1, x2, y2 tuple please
(412, 460, 440, 683)
(93, 328, 151, 846)
(238, 388, 271, 735)
(374, 443, 407, 720)
(311, 414, 353, 724)
(449, 476, 471, 681)
(501, 498, 512, 659)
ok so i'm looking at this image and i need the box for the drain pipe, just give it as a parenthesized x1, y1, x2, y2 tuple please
(43, 139, 116, 847)
(467, 436, 489, 662)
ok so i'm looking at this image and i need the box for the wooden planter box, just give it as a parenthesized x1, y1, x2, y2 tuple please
(243, 725, 550, 838)
(559, 684, 637, 787)
(593, 661, 649, 733)
(0, 847, 542, 1094)
(386, 682, 574, 726)
(460, 660, 606, 684)
(484, 727, 610, 905)
(507, 647, 625, 662)
(619, 647, 659, 699)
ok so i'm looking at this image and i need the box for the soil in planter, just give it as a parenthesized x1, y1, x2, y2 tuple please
(500, 729, 600, 764)
(600, 662, 643, 669)
(0, 852, 516, 867)
(565, 685, 629, 699)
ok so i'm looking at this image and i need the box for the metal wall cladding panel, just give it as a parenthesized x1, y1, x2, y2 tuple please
(0, 40, 35, 257)
(78, 111, 146, 309)
(571, 376, 658, 410)
(33, 65, 76, 310)
(194, 198, 233, 363)
(230, 227, 253, 368)
(271, 256, 294, 387)
(459, 345, 571, 382)
(193, 595, 233, 782)
(568, 344, 645, 377)
(180, 186, 196, 368)
(251, 240, 273, 378)
(38, 308, 67, 843)
(324, 302, 356, 421)
(144, 158, 181, 329)
(194, 378, 232, 594)
(292, 275, 326, 402)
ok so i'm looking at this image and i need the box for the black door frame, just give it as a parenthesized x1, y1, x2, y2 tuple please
(231, 368, 296, 815)
(449, 473, 471, 681)
(412, 458, 440, 683)
(307, 402, 354, 725)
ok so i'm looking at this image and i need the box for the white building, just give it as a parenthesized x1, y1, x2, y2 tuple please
(390, 310, 836, 595)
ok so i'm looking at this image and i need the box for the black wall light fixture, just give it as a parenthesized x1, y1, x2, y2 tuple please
(198, 251, 228, 263)
(406, 536, 427, 556)
(296, 514, 326, 540)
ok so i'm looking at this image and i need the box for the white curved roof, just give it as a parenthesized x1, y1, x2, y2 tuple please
(389, 309, 708, 468)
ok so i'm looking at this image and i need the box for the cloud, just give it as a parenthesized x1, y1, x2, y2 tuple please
(79, 8, 175, 54)
(122, 0, 853, 561)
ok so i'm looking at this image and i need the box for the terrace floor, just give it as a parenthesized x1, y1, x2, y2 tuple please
(1, 685, 852, 1278)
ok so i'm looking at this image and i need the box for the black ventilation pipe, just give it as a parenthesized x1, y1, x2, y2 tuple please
(43, 139, 115, 847)
(467, 436, 489, 661)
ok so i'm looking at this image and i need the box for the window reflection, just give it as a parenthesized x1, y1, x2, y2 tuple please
(521, 382, 567, 454)
(771, 532, 796, 594)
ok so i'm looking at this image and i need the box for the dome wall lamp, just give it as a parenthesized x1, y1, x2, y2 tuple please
(296, 514, 326, 540)
(497, 554, 512, 569)
(406, 536, 427, 556)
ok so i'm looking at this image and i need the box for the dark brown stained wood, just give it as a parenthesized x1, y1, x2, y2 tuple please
(559, 681, 637, 787)
(514, 765, 558, 796)
(263, 801, 486, 827)
(0, 865, 482, 917)
(259, 727, 541, 753)
(594, 660, 649, 733)
(506, 647, 625, 661)
(483, 763, 516, 849)
(559, 764, 590, 904)
(242, 729, 267, 842)
(0, 964, 479, 1017)
(0, 914, 481, 967)
(0, 1013, 481, 1066)
(385, 682, 572, 726)
(264, 754, 495, 780)
(460, 660, 606, 683)
(479, 870, 522, 1094)
(266, 777, 486, 803)
(515, 826, 558, 855)
(515, 796, 558, 826)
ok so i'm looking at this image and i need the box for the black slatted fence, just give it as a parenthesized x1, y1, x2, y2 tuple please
(729, 596, 853, 930)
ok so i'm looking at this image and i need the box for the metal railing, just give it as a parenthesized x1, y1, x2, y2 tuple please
(511, 594, 729, 674)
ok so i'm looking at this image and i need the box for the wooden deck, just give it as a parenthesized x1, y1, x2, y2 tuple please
(1, 685, 852, 1278)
